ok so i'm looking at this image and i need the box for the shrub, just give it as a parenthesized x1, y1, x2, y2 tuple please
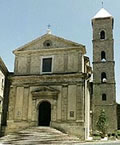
(96, 109, 108, 138)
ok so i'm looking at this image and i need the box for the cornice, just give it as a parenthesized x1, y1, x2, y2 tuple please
(13, 33, 85, 53)
(14, 46, 86, 55)
(8, 73, 86, 85)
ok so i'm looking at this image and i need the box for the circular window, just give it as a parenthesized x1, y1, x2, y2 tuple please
(43, 40, 52, 47)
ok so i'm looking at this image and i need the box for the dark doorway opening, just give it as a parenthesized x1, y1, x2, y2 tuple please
(38, 101, 51, 126)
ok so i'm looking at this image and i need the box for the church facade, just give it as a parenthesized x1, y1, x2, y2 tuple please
(1, 8, 117, 140)
(5, 33, 92, 140)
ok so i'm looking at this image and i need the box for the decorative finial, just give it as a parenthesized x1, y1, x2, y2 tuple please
(48, 24, 51, 29)
(102, 1, 104, 8)
(47, 24, 51, 34)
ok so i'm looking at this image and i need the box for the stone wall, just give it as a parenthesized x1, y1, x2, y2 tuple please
(92, 15, 117, 133)
(5, 34, 91, 140)
(117, 104, 120, 129)
(5, 74, 86, 137)
(14, 49, 84, 75)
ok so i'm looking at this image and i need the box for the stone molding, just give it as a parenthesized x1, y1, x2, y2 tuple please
(14, 47, 85, 55)
(31, 86, 59, 100)
(13, 33, 86, 54)
(8, 73, 85, 86)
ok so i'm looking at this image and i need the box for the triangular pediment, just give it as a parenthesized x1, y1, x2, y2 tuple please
(31, 86, 59, 100)
(31, 86, 59, 94)
(13, 33, 85, 53)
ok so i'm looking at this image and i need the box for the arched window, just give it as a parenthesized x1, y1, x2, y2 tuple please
(101, 51, 106, 61)
(100, 30, 105, 39)
(102, 94, 107, 101)
(101, 72, 107, 83)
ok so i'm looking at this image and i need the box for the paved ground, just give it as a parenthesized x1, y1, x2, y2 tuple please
(82, 142, 120, 145)
(0, 127, 120, 145)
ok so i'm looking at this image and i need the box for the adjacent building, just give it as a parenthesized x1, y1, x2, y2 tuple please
(0, 57, 8, 126)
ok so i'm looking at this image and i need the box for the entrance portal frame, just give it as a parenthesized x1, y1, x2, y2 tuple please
(31, 86, 59, 126)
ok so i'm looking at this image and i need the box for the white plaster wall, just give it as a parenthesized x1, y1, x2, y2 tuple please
(0, 70, 5, 98)
(85, 80, 90, 140)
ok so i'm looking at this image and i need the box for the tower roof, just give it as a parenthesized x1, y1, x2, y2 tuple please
(93, 8, 113, 19)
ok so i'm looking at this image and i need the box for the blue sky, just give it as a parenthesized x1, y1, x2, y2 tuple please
(0, 0, 120, 103)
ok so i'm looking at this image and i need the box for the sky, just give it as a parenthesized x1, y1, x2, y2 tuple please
(0, 0, 120, 103)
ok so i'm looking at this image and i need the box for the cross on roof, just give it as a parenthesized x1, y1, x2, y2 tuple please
(48, 24, 51, 29)
(102, 1, 104, 8)
(47, 24, 52, 34)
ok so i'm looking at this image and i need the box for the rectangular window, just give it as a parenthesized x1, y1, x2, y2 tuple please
(42, 58, 52, 73)
(70, 111, 74, 117)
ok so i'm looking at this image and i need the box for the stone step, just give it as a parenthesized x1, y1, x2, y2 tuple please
(0, 127, 81, 144)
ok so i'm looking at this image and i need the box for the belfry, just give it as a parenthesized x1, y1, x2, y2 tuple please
(92, 8, 117, 132)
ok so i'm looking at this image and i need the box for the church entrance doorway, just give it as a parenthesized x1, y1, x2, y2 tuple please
(38, 101, 51, 126)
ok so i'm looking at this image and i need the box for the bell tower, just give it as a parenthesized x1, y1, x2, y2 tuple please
(92, 8, 117, 131)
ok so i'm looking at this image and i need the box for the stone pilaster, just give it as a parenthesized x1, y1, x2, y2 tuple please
(22, 87, 29, 121)
(52, 100, 57, 121)
(28, 87, 33, 121)
(78, 53, 82, 72)
(27, 56, 31, 74)
(32, 100, 37, 122)
(61, 85, 68, 121)
(7, 86, 16, 120)
(56, 86, 62, 121)
(68, 85, 76, 120)
(76, 84, 84, 121)
(14, 87, 24, 121)
(64, 54, 68, 72)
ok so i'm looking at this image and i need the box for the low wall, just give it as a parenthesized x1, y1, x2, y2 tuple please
(51, 121, 85, 140)
(4, 120, 36, 135)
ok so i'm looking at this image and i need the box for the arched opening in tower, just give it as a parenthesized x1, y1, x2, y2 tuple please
(100, 30, 105, 39)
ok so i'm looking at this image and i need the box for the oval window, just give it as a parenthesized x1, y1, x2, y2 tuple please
(43, 40, 52, 47)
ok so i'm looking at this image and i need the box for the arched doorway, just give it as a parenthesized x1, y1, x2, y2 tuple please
(38, 101, 51, 126)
